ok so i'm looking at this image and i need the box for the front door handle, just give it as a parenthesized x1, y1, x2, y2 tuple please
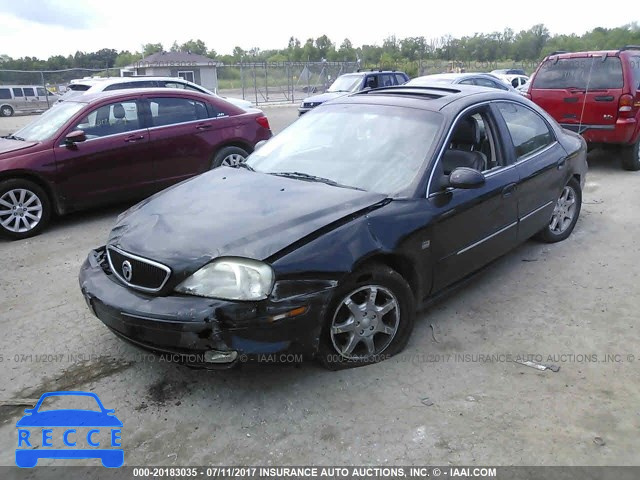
(124, 134, 145, 143)
(502, 183, 517, 198)
(196, 123, 212, 130)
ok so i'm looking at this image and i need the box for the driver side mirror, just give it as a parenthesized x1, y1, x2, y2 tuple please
(65, 130, 86, 145)
(444, 167, 486, 189)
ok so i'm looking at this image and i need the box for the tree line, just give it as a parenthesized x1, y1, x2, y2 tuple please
(0, 23, 638, 72)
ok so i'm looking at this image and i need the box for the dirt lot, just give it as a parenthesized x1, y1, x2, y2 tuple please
(0, 108, 639, 469)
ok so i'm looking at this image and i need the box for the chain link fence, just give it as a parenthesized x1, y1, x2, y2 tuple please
(0, 59, 536, 112)
(0, 67, 122, 92)
(216, 61, 360, 104)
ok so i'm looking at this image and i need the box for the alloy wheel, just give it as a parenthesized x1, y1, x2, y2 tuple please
(330, 285, 400, 359)
(221, 153, 245, 167)
(0, 188, 43, 233)
(549, 185, 577, 235)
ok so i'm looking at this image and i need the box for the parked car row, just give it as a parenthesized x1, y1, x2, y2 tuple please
(3, 47, 638, 371)
(298, 70, 529, 116)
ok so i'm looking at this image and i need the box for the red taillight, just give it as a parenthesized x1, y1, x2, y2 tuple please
(256, 116, 270, 130)
(618, 94, 637, 118)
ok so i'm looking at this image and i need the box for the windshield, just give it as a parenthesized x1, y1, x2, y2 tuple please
(245, 104, 442, 195)
(533, 57, 623, 89)
(327, 75, 363, 93)
(13, 102, 85, 141)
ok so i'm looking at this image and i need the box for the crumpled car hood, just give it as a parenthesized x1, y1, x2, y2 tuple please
(108, 168, 387, 272)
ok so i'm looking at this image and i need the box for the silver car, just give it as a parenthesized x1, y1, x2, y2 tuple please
(56, 76, 255, 111)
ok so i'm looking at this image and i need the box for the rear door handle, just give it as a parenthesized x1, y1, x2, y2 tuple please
(196, 123, 212, 130)
(502, 183, 517, 197)
(124, 134, 145, 143)
(557, 157, 566, 170)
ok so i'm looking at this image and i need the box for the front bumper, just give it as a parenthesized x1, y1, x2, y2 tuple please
(79, 248, 335, 367)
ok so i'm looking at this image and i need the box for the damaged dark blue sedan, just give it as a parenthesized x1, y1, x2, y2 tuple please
(79, 84, 587, 369)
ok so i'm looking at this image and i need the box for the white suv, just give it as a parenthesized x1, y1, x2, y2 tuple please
(56, 76, 255, 110)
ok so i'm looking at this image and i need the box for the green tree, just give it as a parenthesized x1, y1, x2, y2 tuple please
(180, 39, 208, 55)
(142, 43, 163, 57)
(315, 35, 334, 60)
(115, 50, 142, 68)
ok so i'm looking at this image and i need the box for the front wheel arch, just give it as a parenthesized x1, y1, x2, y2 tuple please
(0, 172, 61, 215)
(318, 262, 416, 370)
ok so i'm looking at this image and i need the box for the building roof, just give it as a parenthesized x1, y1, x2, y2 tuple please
(131, 51, 219, 68)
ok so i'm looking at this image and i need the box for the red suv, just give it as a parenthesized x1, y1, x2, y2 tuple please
(527, 46, 640, 170)
(0, 89, 272, 239)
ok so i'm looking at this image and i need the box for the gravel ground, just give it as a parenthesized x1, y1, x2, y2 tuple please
(0, 107, 639, 470)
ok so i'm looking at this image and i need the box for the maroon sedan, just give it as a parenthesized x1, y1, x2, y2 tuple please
(0, 89, 272, 239)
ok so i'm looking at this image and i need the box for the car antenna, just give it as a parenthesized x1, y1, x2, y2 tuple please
(577, 56, 596, 137)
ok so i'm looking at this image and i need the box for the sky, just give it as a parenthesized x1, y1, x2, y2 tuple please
(0, 0, 635, 59)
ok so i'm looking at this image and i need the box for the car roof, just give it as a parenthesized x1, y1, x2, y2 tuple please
(546, 49, 627, 59)
(408, 72, 502, 83)
(71, 76, 210, 91)
(328, 84, 523, 112)
(65, 87, 216, 105)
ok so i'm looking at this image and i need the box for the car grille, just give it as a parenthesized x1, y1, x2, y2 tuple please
(303, 102, 319, 108)
(106, 246, 171, 293)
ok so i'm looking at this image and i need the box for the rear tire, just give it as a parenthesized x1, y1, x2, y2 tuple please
(0, 179, 51, 240)
(318, 263, 415, 370)
(536, 178, 581, 243)
(211, 146, 249, 169)
(0, 105, 14, 117)
(621, 139, 640, 171)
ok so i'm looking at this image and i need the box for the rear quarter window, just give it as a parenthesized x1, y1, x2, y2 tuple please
(534, 56, 623, 89)
(0, 88, 11, 99)
(630, 56, 640, 89)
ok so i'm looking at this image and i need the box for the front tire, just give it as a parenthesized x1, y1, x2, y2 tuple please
(621, 139, 640, 171)
(318, 263, 415, 370)
(0, 179, 51, 240)
(211, 146, 249, 169)
(536, 178, 582, 243)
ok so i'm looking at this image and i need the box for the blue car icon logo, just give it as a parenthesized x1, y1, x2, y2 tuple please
(16, 391, 123, 468)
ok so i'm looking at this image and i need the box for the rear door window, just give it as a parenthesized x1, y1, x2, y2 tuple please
(495, 102, 554, 159)
(37, 87, 47, 96)
(378, 74, 395, 87)
(534, 56, 623, 89)
(23, 88, 35, 97)
(475, 78, 508, 90)
(148, 97, 208, 127)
